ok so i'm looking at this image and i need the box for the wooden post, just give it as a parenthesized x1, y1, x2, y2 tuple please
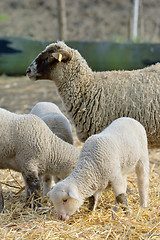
(57, 0, 67, 41)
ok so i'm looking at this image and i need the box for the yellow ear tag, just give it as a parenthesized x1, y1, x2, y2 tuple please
(58, 53, 62, 62)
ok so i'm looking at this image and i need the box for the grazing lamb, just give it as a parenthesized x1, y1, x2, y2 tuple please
(48, 117, 149, 221)
(30, 102, 73, 145)
(0, 108, 80, 206)
(30, 101, 73, 195)
(27, 41, 160, 149)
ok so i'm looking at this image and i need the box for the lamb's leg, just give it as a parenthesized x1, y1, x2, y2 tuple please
(88, 191, 100, 211)
(53, 176, 61, 184)
(0, 183, 4, 212)
(42, 175, 61, 196)
(88, 196, 95, 211)
(42, 174, 53, 196)
(123, 176, 127, 193)
(23, 171, 41, 208)
(115, 193, 128, 212)
(135, 158, 149, 207)
(111, 175, 128, 212)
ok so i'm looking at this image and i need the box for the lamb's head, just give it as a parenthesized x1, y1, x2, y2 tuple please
(26, 41, 72, 83)
(48, 181, 83, 221)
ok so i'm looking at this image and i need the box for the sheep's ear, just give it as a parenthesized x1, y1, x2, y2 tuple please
(68, 188, 79, 201)
(50, 51, 71, 63)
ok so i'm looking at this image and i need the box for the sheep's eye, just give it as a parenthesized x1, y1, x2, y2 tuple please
(63, 199, 67, 203)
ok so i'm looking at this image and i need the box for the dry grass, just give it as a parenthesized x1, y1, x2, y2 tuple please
(0, 149, 159, 240)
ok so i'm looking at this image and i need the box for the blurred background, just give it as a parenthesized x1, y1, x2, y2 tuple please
(0, 0, 160, 75)
(0, 0, 160, 42)
(0, 0, 160, 112)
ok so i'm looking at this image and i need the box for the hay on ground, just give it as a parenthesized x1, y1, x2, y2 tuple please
(0, 148, 159, 240)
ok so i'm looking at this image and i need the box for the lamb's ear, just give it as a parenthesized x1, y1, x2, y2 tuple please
(68, 188, 79, 201)
(50, 51, 71, 63)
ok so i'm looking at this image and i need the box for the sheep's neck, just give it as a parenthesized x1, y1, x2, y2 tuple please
(57, 53, 93, 100)
(69, 157, 103, 199)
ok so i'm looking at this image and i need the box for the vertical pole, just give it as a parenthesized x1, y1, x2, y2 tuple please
(132, 0, 139, 41)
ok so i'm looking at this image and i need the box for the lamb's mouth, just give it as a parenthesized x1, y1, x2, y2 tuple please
(58, 213, 70, 221)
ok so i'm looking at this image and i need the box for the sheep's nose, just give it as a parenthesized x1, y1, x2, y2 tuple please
(26, 68, 31, 74)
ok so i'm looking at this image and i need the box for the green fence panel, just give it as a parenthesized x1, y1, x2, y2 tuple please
(0, 36, 160, 75)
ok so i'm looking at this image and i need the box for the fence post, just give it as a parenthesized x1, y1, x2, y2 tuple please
(57, 0, 67, 40)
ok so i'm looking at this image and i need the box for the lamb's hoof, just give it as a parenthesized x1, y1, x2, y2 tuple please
(0, 198, 4, 213)
(115, 193, 131, 214)
(112, 205, 132, 219)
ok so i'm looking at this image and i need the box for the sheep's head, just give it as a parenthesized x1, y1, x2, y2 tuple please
(48, 181, 84, 221)
(26, 41, 72, 83)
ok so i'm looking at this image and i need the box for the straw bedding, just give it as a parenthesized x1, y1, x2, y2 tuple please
(0, 144, 159, 240)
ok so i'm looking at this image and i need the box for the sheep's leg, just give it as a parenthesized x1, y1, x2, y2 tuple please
(135, 158, 149, 207)
(123, 176, 131, 193)
(42, 174, 53, 196)
(88, 191, 100, 211)
(123, 176, 127, 193)
(115, 193, 128, 212)
(42, 175, 61, 196)
(23, 171, 41, 208)
(88, 196, 95, 211)
(111, 175, 128, 212)
(53, 176, 61, 184)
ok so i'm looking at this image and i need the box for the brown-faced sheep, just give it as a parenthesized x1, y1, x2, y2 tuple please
(27, 41, 160, 148)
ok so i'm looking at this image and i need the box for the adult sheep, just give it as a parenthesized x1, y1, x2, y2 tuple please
(27, 41, 160, 148)
(30, 101, 73, 195)
(0, 108, 80, 207)
(48, 117, 149, 220)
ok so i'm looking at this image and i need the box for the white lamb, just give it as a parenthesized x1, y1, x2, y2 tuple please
(48, 117, 149, 220)
(30, 102, 73, 195)
(30, 102, 73, 145)
(0, 107, 80, 207)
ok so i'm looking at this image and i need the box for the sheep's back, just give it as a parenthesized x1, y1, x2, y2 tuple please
(65, 67, 160, 148)
(0, 109, 17, 159)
